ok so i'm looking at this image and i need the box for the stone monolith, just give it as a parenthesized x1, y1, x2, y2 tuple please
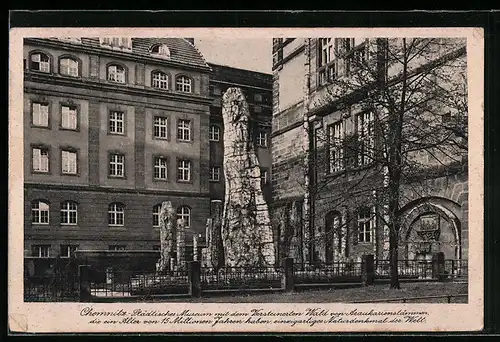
(158, 201, 175, 272)
(221, 87, 276, 267)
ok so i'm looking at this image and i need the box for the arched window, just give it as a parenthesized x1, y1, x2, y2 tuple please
(151, 44, 171, 58)
(107, 64, 126, 83)
(60, 201, 78, 225)
(32, 200, 50, 224)
(108, 203, 125, 226)
(175, 75, 192, 93)
(152, 71, 169, 89)
(59, 57, 79, 77)
(153, 204, 161, 227)
(177, 206, 191, 228)
(30, 52, 50, 73)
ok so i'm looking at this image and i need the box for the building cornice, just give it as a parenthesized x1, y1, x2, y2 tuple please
(24, 182, 211, 198)
(24, 71, 213, 106)
(25, 38, 212, 73)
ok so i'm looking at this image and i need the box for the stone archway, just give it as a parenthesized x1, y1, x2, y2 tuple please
(400, 198, 462, 261)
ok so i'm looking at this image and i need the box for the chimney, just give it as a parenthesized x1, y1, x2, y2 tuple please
(185, 38, 194, 45)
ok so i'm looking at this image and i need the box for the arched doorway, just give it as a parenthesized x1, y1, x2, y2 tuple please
(400, 198, 462, 261)
(325, 211, 342, 263)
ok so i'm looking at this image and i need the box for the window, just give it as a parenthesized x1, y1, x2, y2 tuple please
(60, 201, 78, 225)
(32, 200, 50, 224)
(177, 206, 191, 228)
(177, 159, 191, 182)
(356, 111, 375, 166)
(32, 245, 51, 258)
(357, 207, 374, 243)
(151, 44, 170, 58)
(260, 168, 268, 185)
(257, 131, 268, 147)
(328, 121, 344, 173)
(32, 147, 49, 173)
(254, 105, 262, 113)
(153, 245, 161, 251)
(61, 150, 77, 175)
(61, 105, 77, 130)
(30, 52, 50, 73)
(109, 245, 126, 251)
(153, 116, 168, 139)
(108, 203, 125, 226)
(152, 71, 169, 89)
(60, 245, 78, 258)
(318, 38, 335, 86)
(154, 156, 168, 180)
(109, 153, 125, 177)
(213, 87, 222, 96)
(153, 204, 161, 227)
(109, 110, 124, 134)
(177, 119, 191, 141)
(107, 64, 126, 83)
(176, 76, 192, 93)
(209, 125, 220, 142)
(209, 166, 220, 182)
(254, 93, 263, 102)
(32, 102, 49, 127)
(59, 57, 79, 77)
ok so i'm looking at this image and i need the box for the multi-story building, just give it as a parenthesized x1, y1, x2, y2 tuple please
(270, 37, 468, 264)
(207, 63, 273, 206)
(23, 37, 273, 260)
(23, 37, 213, 257)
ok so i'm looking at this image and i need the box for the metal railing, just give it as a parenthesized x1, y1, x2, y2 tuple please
(24, 274, 79, 302)
(353, 293, 468, 303)
(201, 266, 282, 290)
(293, 262, 364, 284)
(375, 260, 434, 279)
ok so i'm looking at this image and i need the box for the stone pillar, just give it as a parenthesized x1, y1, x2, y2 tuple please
(432, 252, 445, 281)
(281, 257, 294, 292)
(188, 261, 201, 298)
(158, 201, 175, 273)
(78, 265, 91, 302)
(221, 87, 275, 267)
(289, 201, 302, 264)
(361, 254, 375, 286)
(176, 219, 186, 270)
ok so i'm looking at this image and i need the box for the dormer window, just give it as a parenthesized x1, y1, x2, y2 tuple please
(100, 37, 132, 51)
(151, 44, 171, 58)
(30, 52, 50, 73)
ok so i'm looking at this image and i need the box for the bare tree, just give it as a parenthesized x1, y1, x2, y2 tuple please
(285, 37, 468, 289)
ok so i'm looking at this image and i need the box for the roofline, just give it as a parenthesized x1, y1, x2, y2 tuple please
(208, 62, 272, 78)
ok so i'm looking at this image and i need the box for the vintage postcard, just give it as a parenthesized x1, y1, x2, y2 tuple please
(8, 27, 484, 333)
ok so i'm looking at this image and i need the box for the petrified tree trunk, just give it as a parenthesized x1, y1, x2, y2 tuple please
(209, 200, 224, 270)
(176, 218, 186, 271)
(221, 87, 276, 267)
(158, 201, 175, 273)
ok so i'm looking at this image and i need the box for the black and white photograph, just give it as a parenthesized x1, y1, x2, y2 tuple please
(8, 27, 484, 333)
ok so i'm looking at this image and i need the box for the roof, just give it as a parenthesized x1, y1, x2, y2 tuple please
(208, 63, 272, 90)
(45, 37, 210, 69)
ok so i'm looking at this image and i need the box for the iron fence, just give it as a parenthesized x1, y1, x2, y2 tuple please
(293, 262, 364, 284)
(353, 293, 468, 303)
(442, 259, 468, 280)
(200, 266, 282, 290)
(24, 274, 79, 302)
(89, 268, 190, 297)
(375, 260, 434, 279)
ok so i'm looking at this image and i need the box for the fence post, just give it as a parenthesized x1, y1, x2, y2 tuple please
(361, 254, 374, 286)
(281, 257, 294, 292)
(432, 252, 445, 281)
(78, 265, 91, 302)
(188, 261, 201, 298)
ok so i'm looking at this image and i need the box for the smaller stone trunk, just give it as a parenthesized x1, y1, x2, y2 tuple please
(176, 219, 186, 270)
(209, 200, 224, 270)
(158, 201, 175, 272)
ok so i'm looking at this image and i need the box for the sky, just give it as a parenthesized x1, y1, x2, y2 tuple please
(194, 38, 273, 74)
